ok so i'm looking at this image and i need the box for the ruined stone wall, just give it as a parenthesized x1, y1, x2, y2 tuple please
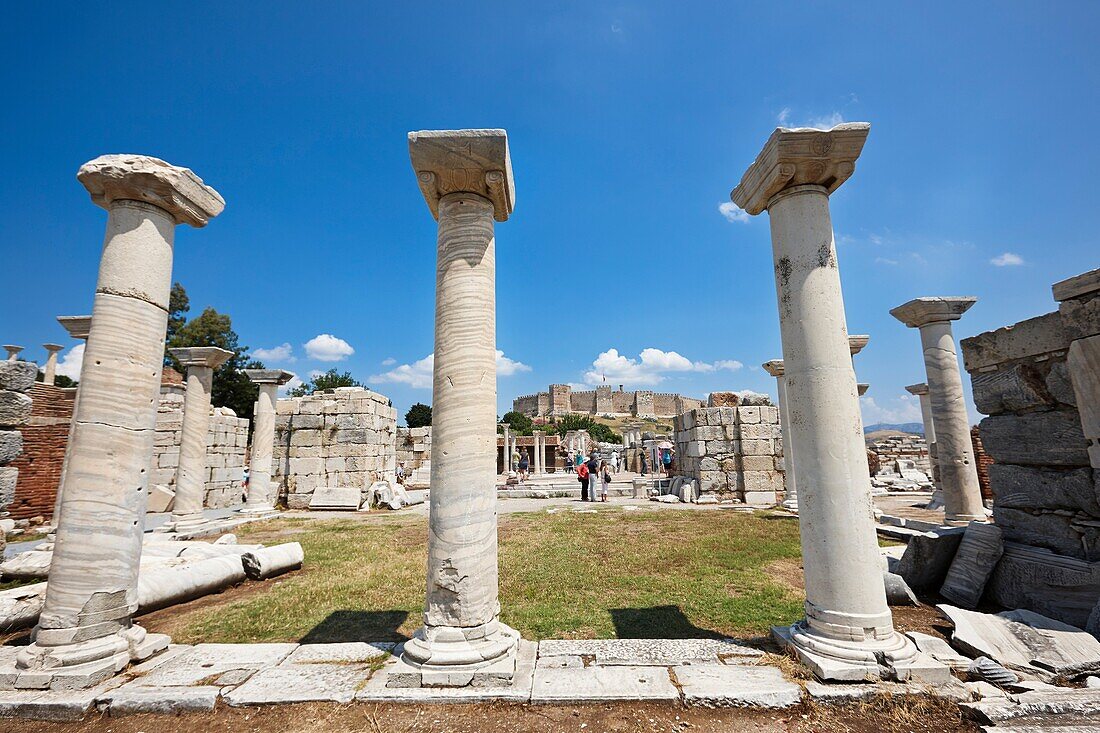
(971, 425, 994, 502)
(151, 392, 250, 509)
(961, 268, 1100, 631)
(273, 387, 397, 509)
(868, 434, 932, 475)
(515, 384, 704, 418)
(611, 391, 634, 413)
(549, 384, 572, 416)
(673, 405, 784, 505)
(0, 361, 37, 553)
(396, 426, 431, 471)
(512, 393, 540, 416)
(7, 383, 75, 520)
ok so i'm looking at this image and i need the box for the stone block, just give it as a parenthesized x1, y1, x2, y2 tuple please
(685, 441, 705, 458)
(992, 506, 1100, 560)
(105, 684, 218, 715)
(1060, 292, 1100, 341)
(225, 663, 372, 705)
(939, 522, 1004, 609)
(741, 439, 774, 456)
(675, 664, 800, 708)
(530, 665, 677, 702)
(961, 311, 1069, 372)
(537, 638, 762, 665)
(760, 407, 779, 424)
(743, 491, 776, 506)
(0, 430, 23, 464)
(135, 643, 297, 687)
(1045, 360, 1078, 406)
(979, 412, 1089, 466)
(287, 493, 311, 510)
(298, 399, 323, 415)
(989, 464, 1099, 514)
(895, 527, 967, 590)
(971, 363, 1056, 415)
(288, 414, 323, 430)
(696, 426, 724, 441)
(309, 486, 361, 510)
(743, 471, 781, 492)
(289, 430, 321, 447)
(986, 541, 1100, 630)
(736, 407, 760, 424)
(0, 466, 16, 508)
(0, 361, 38, 392)
(0, 391, 32, 426)
(740, 423, 780, 440)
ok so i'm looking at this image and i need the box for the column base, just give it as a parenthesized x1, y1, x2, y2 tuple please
(237, 504, 278, 517)
(773, 621, 948, 684)
(0, 625, 169, 691)
(389, 620, 520, 688)
(155, 512, 217, 537)
(943, 513, 988, 527)
(781, 497, 799, 512)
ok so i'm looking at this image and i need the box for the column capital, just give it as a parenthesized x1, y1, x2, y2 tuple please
(408, 129, 515, 222)
(890, 297, 977, 328)
(57, 315, 92, 341)
(169, 346, 233, 370)
(4, 345, 23, 359)
(762, 359, 785, 377)
(904, 382, 929, 396)
(848, 334, 870, 356)
(244, 369, 296, 386)
(77, 154, 225, 228)
(43, 343, 64, 354)
(730, 123, 871, 215)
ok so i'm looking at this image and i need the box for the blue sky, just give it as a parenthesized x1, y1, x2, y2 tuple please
(2, 3, 1098, 426)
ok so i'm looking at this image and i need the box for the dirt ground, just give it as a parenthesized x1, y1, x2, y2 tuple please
(6, 697, 980, 733)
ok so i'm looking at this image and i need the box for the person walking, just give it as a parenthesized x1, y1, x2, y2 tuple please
(600, 460, 611, 502)
(566, 448, 575, 473)
(662, 446, 674, 477)
(586, 451, 600, 503)
(611, 449, 620, 474)
(577, 460, 590, 502)
(518, 448, 530, 483)
(640, 450, 648, 476)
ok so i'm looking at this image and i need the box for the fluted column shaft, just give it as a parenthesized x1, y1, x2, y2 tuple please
(918, 321, 984, 523)
(424, 192, 500, 631)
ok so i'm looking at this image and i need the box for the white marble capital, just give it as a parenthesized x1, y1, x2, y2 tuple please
(4, 345, 23, 361)
(409, 129, 514, 222)
(57, 315, 92, 341)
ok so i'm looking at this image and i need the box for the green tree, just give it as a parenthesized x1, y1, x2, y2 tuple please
(53, 374, 77, 388)
(287, 368, 362, 397)
(164, 282, 190, 366)
(551, 414, 621, 444)
(166, 301, 264, 422)
(499, 411, 533, 435)
(405, 402, 432, 428)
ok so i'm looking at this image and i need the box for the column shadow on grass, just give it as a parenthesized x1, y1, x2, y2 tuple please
(299, 610, 410, 644)
(609, 605, 726, 640)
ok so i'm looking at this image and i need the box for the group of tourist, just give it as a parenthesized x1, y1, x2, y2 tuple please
(573, 451, 612, 502)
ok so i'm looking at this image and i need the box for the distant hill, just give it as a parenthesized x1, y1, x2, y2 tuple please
(864, 422, 923, 435)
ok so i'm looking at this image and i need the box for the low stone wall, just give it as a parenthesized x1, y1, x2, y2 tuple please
(0, 361, 37, 553)
(673, 405, 783, 505)
(151, 393, 250, 509)
(960, 267, 1099, 632)
(868, 434, 932, 475)
(273, 387, 397, 509)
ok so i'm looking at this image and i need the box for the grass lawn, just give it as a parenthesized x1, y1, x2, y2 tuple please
(154, 509, 807, 645)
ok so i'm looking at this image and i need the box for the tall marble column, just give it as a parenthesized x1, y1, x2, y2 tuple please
(47, 317, 92, 532)
(891, 297, 984, 524)
(905, 382, 938, 485)
(731, 124, 925, 681)
(532, 430, 543, 474)
(501, 424, 511, 474)
(3, 155, 224, 689)
(161, 347, 233, 533)
(4, 345, 23, 361)
(42, 344, 65, 385)
(241, 369, 294, 515)
(762, 359, 798, 510)
(396, 129, 519, 685)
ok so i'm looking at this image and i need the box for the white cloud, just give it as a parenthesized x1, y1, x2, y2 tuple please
(991, 252, 1024, 267)
(304, 334, 354, 362)
(718, 202, 750, 224)
(495, 350, 532, 376)
(860, 394, 922, 426)
(381, 357, 396, 366)
(370, 350, 529, 389)
(55, 344, 84, 381)
(874, 257, 899, 266)
(806, 111, 845, 129)
(583, 348, 740, 386)
(777, 107, 791, 125)
(253, 343, 294, 363)
(278, 373, 302, 396)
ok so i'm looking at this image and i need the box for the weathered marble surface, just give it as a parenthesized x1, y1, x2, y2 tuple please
(980, 411, 1089, 466)
(986, 542, 1100, 630)
(675, 664, 801, 708)
(242, 370, 293, 514)
(537, 638, 762, 665)
(940, 522, 1004, 609)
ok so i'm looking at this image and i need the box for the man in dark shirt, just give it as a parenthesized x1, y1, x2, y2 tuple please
(586, 452, 600, 503)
